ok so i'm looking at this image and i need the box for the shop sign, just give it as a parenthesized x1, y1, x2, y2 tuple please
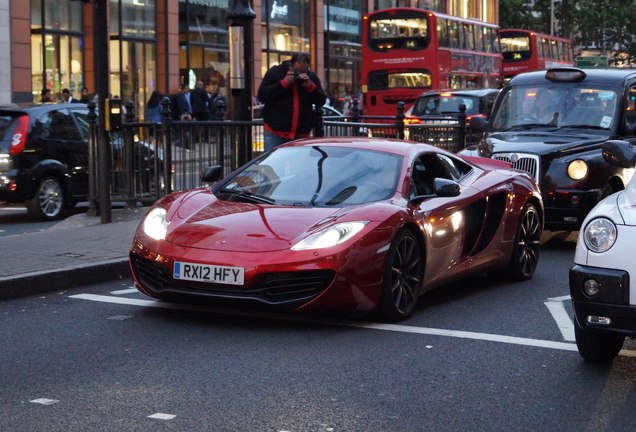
(324, 5, 359, 35)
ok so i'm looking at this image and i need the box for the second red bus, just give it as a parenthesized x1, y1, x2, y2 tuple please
(500, 29, 574, 81)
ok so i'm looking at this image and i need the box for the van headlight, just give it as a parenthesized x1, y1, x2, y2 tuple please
(143, 207, 168, 240)
(567, 159, 588, 180)
(583, 217, 617, 253)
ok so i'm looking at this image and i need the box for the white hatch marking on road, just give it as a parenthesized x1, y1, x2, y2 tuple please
(106, 315, 134, 320)
(30, 398, 59, 405)
(110, 288, 138, 295)
(70, 293, 578, 352)
(544, 295, 575, 341)
(147, 413, 176, 420)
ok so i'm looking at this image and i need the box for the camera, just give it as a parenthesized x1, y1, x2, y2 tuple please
(293, 72, 303, 81)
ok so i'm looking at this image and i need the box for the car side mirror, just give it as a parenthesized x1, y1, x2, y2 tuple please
(409, 178, 461, 206)
(602, 140, 636, 168)
(201, 165, 224, 183)
(433, 178, 461, 197)
(469, 116, 488, 132)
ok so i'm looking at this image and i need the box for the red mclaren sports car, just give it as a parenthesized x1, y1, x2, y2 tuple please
(129, 137, 543, 321)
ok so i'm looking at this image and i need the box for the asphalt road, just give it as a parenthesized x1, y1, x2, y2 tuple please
(1, 235, 635, 432)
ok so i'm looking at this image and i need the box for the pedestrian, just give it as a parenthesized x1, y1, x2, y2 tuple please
(209, 90, 227, 120)
(176, 84, 192, 120)
(257, 53, 327, 152)
(145, 90, 162, 123)
(190, 80, 210, 121)
(41, 88, 53, 103)
(60, 88, 79, 103)
(79, 86, 91, 104)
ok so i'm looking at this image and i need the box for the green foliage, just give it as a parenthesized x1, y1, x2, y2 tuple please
(500, 0, 636, 65)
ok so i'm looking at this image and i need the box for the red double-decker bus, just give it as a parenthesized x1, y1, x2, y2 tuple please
(501, 29, 574, 81)
(361, 8, 502, 117)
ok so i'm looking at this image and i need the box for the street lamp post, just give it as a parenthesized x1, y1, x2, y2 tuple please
(228, 0, 256, 164)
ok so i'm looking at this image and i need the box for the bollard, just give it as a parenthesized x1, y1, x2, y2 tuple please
(396, 101, 406, 140)
(313, 105, 324, 137)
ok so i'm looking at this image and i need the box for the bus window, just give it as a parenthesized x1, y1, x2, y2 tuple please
(448, 20, 459, 49)
(464, 24, 475, 51)
(474, 25, 484, 51)
(438, 19, 449, 48)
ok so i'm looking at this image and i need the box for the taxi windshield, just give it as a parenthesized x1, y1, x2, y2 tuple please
(490, 85, 618, 132)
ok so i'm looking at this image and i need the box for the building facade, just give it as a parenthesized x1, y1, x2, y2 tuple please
(5, 0, 497, 116)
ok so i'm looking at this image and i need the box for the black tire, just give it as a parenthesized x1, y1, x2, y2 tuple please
(25, 176, 65, 221)
(378, 230, 424, 322)
(574, 319, 624, 362)
(506, 202, 542, 281)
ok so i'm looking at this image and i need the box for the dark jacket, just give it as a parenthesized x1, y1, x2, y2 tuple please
(257, 61, 327, 139)
(190, 87, 210, 120)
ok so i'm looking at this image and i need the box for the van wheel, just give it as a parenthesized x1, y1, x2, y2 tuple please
(26, 176, 65, 221)
(574, 319, 624, 362)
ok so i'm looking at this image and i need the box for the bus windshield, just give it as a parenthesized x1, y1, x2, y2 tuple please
(501, 33, 531, 61)
(369, 16, 429, 50)
(368, 70, 432, 90)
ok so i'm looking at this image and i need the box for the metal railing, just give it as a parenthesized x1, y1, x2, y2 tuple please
(91, 97, 479, 205)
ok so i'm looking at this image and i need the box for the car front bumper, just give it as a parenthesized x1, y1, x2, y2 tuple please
(570, 264, 635, 336)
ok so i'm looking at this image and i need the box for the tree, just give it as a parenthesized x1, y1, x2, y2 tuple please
(571, 0, 636, 62)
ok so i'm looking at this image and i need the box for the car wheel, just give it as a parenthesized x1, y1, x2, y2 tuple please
(26, 176, 65, 221)
(378, 230, 423, 322)
(506, 203, 542, 281)
(574, 319, 624, 362)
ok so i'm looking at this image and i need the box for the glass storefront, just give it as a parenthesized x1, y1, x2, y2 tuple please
(260, 0, 310, 78)
(31, 0, 84, 102)
(179, 0, 230, 101)
(324, 1, 363, 112)
(110, 0, 157, 118)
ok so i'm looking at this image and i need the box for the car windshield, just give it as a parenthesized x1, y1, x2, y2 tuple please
(412, 94, 478, 116)
(217, 146, 403, 206)
(490, 85, 619, 132)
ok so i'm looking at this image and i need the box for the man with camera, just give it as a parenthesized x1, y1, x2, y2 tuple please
(257, 53, 327, 152)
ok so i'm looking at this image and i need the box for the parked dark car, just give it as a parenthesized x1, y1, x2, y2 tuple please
(464, 67, 636, 231)
(0, 103, 90, 220)
(405, 88, 499, 123)
(0, 103, 159, 220)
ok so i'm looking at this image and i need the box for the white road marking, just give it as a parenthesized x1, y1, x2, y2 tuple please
(106, 315, 134, 320)
(30, 398, 59, 405)
(148, 413, 176, 420)
(544, 295, 575, 341)
(70, 293, 578, 352)
(110, 288, 138, 295)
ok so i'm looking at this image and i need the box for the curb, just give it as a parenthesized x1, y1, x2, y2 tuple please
(0, 258, 132, 300)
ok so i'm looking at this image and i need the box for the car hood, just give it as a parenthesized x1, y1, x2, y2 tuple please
(484, 130, 608, 156)
(164, 191, 362, 252)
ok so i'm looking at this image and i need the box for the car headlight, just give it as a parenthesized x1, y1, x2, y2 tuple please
(567, 159, 588, 180)
(583, 217, 617, 253)
(143, 207, 168, 240)
(291, 221, 368, 251)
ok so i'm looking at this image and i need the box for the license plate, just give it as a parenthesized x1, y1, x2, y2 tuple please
(173, 261, 244, 285)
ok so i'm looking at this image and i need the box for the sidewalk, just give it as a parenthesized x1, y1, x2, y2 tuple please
(0, 207, 148, 300)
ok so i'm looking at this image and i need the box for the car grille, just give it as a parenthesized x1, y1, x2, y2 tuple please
(131, 255, 335, 307)
(492, 153, 540, 182)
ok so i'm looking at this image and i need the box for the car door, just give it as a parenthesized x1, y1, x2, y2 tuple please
(411, 151, 493, 287)
(36, 108, 88, 200)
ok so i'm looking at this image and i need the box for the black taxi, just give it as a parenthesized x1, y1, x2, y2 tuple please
(465, 67, 636, 231)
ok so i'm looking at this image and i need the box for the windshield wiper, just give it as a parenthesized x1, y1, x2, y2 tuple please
(559, 124, 608, 130)
(219, 188, 277, 205)
(502, 123, 559, 131)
